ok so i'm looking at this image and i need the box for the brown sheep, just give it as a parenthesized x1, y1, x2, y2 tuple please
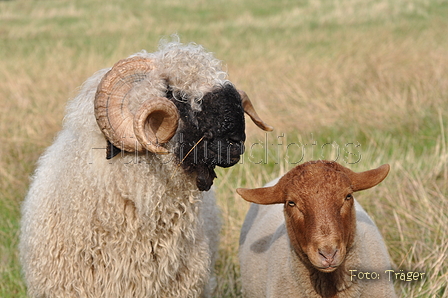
(237, 160, 396, 298)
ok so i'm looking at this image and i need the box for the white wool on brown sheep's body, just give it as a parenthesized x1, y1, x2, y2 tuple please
(239, 178, 397, 298)
(20, 40, 225, 298)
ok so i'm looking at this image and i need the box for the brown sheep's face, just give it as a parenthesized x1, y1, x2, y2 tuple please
(283, 166, 356, 272)
(236, 161, 390, 272)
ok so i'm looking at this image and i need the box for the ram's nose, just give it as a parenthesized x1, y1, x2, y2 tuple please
(216, 141, 244, 168)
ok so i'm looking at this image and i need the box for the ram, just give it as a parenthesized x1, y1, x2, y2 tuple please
(237, 160, 396, 298)
(19, 38, 272, 298)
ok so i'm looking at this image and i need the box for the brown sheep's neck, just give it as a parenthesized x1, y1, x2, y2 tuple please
(288, 236, 362, 298)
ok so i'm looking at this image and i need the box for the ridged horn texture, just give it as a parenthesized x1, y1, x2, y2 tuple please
(238, 90, 274, 132)
(94, 57, 179, 154)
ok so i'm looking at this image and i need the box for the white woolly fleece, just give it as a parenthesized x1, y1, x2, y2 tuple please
(19, 39, 224, 298)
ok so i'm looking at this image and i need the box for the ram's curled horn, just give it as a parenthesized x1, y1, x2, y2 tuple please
(238, 90, 274, 132)
(94, 57, 179, 154)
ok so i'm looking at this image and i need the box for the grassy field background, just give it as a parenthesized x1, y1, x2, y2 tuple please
(1, 0, 447, 297)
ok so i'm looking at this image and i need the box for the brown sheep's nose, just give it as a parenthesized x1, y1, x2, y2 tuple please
(318, 247, 339, 267)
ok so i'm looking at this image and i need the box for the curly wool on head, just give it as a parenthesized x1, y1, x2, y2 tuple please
(133, 37, 228, 111)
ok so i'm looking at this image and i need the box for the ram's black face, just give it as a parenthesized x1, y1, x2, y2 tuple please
(169, 83, 246, 191)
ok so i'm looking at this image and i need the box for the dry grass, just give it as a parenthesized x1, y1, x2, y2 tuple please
(1, 0, 447, 297)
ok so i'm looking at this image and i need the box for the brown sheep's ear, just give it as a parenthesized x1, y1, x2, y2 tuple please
(236, 186, 283, 205)
(350, 164, 390, 192)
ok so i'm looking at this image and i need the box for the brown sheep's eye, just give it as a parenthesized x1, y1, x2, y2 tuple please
(287, 201, 296, 207)
(345, 194, 353, 200)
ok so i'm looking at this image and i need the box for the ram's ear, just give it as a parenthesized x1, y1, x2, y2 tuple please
(238, 90, 274, 132)
(106, 140, 122, 159)
(236, 185, 283, 205)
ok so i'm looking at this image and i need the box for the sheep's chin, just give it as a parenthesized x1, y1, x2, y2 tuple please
(195, 165, 217, 191)
(316, 266, 339, 273)
(308, 257, 343, 273)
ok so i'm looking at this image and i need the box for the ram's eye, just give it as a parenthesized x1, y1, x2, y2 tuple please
(345, 194, 353, 200)
(287, 201, 296, 207)
(204, 131, 214, 140)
